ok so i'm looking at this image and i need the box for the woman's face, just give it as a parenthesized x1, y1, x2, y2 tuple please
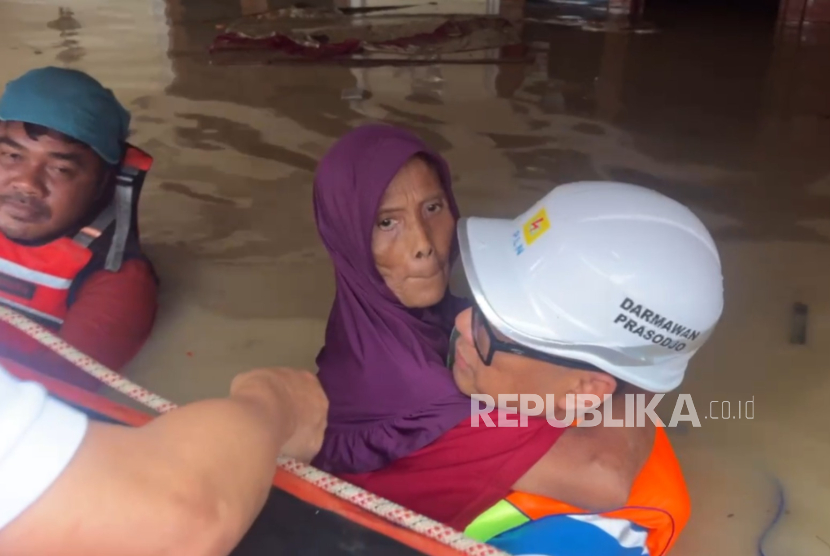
(372, 156, 455, 308)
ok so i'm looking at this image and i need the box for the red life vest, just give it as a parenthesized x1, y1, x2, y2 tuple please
(466, 427, 690, 556)
(0, 145, 153, 329)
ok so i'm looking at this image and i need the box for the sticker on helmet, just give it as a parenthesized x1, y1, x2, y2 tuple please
(522, 208, 550, 246)
(512, 230, 525, 255)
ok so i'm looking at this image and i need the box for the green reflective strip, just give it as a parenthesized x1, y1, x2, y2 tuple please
(464, 499, 530, 542)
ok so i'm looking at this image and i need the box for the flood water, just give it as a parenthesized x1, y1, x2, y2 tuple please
(1, 0, 829, 554)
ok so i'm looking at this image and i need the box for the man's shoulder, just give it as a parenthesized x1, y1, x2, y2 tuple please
(75, 257, 158, 294)
(67, 255, 158, 311)
(88, 257, 156, 280)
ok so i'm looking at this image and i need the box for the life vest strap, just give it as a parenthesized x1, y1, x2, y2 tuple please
(105, 183, 134, 272)
(104, 145, 151, 272)
(72, 144, 152, 273)
(73, 201, 116, 248)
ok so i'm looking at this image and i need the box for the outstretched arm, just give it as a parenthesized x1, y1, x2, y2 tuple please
(0, 367, 327, 556)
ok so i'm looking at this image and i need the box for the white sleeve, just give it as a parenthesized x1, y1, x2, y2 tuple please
(0, 364, 88, 531)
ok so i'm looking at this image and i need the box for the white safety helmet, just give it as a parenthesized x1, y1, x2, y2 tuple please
(458, 181, 724, 393)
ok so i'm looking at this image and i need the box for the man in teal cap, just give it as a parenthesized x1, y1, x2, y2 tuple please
(0, 66, 158, 390)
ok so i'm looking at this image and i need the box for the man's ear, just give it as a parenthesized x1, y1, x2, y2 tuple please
(558, 371, 617, 411)
(578, 371, 617, 398)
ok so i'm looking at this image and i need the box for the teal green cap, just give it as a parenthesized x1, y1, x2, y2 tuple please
(0, 67, 130, 165)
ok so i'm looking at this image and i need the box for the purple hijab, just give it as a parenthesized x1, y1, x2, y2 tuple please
(311, 124, 472, 474)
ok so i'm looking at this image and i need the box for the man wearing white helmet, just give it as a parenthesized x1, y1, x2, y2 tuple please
(450, 181, 724, 555)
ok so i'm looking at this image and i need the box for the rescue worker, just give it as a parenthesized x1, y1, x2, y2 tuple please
(0, 67, 158, 390)
(453, 181, 724, 555)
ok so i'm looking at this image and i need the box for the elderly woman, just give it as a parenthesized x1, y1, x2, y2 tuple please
(310, 125, 651, 534)
(311, 124, 472, 474)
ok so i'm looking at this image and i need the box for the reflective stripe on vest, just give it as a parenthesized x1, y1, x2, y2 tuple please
(464, 428, 690, 556)
(0, 233, 97, 327)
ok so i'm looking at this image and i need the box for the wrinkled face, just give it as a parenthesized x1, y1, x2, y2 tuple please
(372, 155, 456, 308)
(0, 121, 105, 242)
(451, 308, 617, 417)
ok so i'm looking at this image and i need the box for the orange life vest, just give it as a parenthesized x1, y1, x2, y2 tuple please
(466, 427, 690, 556)
(0, 145, 153, 329)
